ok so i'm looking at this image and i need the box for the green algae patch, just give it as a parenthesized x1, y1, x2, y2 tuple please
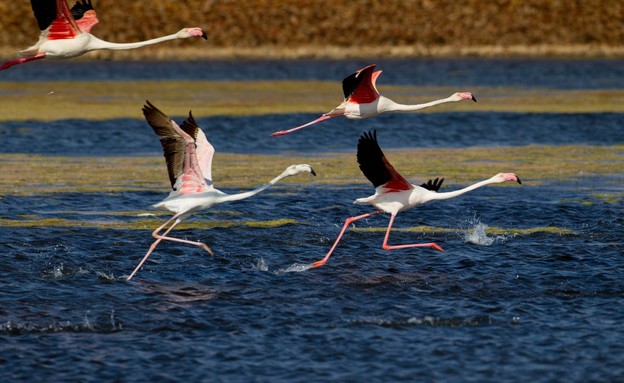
(353, 226, 576, 236)
(244, 218, 297, 228)
(0, 216, 300, 230)
(1, 81, 624, 121)
(1, 144, 622, 196)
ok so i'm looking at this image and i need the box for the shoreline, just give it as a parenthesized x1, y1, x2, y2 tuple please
(2, 44, 624, 61)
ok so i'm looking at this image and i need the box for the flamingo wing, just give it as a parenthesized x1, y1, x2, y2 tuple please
(356, 130, 412, 191)
(180, 112, 215, 187)
(142, 101, 210, 195)
(342, 64, 381, 104)
(70, 0, 94, 20)
(30, 0, 81, 39)
(70, 0, 99, 32)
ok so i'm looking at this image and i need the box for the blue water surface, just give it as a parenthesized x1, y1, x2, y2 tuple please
(1, 59, 623, 383)
(1, 58, 623, 89)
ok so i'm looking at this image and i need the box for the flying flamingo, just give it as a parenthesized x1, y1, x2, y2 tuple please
(127, 101, 316, 280)
(271, 64, 477, 136)
(309, 130, 521, 268)
(0, 0, 207, 71)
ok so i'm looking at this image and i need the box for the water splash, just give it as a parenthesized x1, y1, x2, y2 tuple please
(275, 263, 312, 274)
(463, 213, 511, 246)
(53, 264, 64, 278)
(464, 223, 495, 246)
(96, 271, 117, 281)
(254, 258, 269, 272)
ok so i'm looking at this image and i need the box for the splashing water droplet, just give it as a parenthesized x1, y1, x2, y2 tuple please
(465, 223, 495, 246)
(275, 263, 312, 274)
(53, 264, 64, 278)
(255, 258, 269, 272)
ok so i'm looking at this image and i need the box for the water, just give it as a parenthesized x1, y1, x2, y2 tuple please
(1, 58, 624, 89)
(1, 59, 623, 382)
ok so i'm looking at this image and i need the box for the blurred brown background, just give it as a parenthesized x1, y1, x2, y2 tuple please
(1, 0, 623, 59)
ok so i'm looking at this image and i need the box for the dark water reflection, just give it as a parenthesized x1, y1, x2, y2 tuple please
(1, 112, 623, 156)
(1, 59, 624, 89)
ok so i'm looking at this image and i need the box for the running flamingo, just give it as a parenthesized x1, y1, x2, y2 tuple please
(0, 0, 207, 71)
(309, 130, 521, 268)
(271, 64, 477, 136)
(127, 101, 316, 280)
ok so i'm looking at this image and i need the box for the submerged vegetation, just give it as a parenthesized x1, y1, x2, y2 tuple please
(0, 145, 622, 196)
(1, 82, 624, 121)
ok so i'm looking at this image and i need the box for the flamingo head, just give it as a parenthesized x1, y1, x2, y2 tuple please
(492, 173, 522, 184)
(283, 164, 317, 177)
(177, 27, 208, 40)
(450, 92, 477, 102)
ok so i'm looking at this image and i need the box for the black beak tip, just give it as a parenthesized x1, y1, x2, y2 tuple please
(517, 177, 522, 184)
(201, 31, 208, 40)
(311, 168, 317, 176)
(471, 95, 477, 102)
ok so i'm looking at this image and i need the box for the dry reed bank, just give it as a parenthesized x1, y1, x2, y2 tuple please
(0, 0, 623, 59)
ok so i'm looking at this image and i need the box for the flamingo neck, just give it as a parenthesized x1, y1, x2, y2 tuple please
(429, 178, 497, 201)
(218, 171, 292, 203)
(385, 96, 456, 113)
(86, 34, 180, 51)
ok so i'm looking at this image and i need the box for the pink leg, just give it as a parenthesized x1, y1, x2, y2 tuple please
(271, 114, 337, 136)
(153, 223, 214, 255)
(127, 215, 213, 281)
(381, 214, 444, 252)
(310, 211, 381, 268)
(0, 53, 46, 71)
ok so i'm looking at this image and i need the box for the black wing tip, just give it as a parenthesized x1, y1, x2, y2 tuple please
(359, 129, 378, 142)
(142, 99, 159, 115)
(421, 177, 444, 192)
(71, 0, 95, 20)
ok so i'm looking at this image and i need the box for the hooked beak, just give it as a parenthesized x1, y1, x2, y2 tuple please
(516, 176, 522, 184)
(471, 95, 477, 102)
(310, 168, 317, 176)
(201, 31, 208, 40)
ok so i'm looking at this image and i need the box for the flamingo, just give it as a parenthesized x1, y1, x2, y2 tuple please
(309, 130, 521, 268)
(271, 64, 477, 136)
(127, 101, 316, 280)
(0, 0, 207, 71)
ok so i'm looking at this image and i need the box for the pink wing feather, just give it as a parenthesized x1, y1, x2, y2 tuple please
(46, 0, 81, 40)
(142, 102, 212, 196)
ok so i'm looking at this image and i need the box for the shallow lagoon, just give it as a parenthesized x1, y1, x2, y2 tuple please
(0, 59, 623, 382)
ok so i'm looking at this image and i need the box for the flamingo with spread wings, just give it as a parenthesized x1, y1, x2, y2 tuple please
(309, 130, 521, 268)
(1, 0, 207, 71)
(127, 101, 316, 280)
(271, 64, 477, 136)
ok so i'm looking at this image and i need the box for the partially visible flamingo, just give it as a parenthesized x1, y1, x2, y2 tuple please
(309, 130, 521, 268)
(1, 0, 207, 71)
(271, 64, 477, 136)
(127, 101, 316, 281)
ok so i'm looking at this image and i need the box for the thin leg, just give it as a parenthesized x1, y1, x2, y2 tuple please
(381, 214, 444, 252)
(153, 225, 214, 255)
(0, 53, 46, 71)
(127, 215, 213, 281)
(271, 114, 336, 136)
(310, 211, 381, 268)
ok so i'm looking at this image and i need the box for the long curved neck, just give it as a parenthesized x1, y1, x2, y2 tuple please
(430, 178, 497, 201)
(87, 34, 180, 51)
(385, 96, 456, 113)
(219, 171, 292, 203)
